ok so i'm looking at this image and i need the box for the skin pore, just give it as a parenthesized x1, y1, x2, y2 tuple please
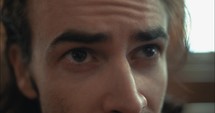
(11, 0, 169, 113)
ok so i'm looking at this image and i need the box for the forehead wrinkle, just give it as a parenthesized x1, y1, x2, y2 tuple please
(74, 0, 149, 11)
(35, 0, 165, 19)
(77, 0, 164, 13)
(29, 0, 166, 23)
(89, 1, 161, 17)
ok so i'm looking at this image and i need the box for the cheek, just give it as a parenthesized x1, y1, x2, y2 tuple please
(39, 83, 87, 113)
(152, 62, 168, 111)
(38, 80, 71, 113)
(37, 70, 105, 113)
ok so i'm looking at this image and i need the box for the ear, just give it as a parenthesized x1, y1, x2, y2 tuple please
(9, 45, 37, 99)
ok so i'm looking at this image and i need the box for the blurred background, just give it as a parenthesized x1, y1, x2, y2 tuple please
(0, 0, 214, 113)
(167, 0, 214, 113)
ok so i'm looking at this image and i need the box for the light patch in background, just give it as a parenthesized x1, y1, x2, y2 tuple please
(186, 0, 214, 53)
(183, 103, 215, 113)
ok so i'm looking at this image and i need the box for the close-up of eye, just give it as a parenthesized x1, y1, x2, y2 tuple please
(65, 48, 93, 64)
(59, 47, 101, 72)
(135, 44, 161, 59)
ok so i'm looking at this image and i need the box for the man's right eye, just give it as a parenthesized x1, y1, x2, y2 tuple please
(65, 48, 93, 64)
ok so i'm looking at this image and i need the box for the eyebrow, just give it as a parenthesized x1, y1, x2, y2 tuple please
(50, 30, 108, 47)
(50, 27, 168, 48)
(134, 27, 168, 41)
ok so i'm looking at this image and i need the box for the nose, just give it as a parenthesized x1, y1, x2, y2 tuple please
(102, 59, 147, 113)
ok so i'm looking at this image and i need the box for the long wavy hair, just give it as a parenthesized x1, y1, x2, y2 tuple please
(0, 0, 188, 113)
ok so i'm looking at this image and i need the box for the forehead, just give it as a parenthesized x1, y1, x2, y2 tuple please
(29, 0, 165, 28)
(28, 0, 167, 43)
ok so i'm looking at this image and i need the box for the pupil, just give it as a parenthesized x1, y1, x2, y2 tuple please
(144, 48, 156, 57)
(72, 49, 87, 62)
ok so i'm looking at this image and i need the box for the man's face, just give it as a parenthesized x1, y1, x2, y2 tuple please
(27, 0, 168, 112)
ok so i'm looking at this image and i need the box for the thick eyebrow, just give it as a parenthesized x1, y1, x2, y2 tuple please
(134, 27, 168, 41)
(50, 30, 108, 47)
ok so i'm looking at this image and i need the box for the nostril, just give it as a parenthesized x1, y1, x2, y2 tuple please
(111, 110, 121, 113)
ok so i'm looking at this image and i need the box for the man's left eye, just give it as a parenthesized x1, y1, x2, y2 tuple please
(65, 48, 93, 64)
(135, 44, 160, 59)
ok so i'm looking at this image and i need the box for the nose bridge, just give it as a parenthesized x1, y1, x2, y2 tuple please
(112, 58, 137, 94)
(103, 57, 147, 113)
